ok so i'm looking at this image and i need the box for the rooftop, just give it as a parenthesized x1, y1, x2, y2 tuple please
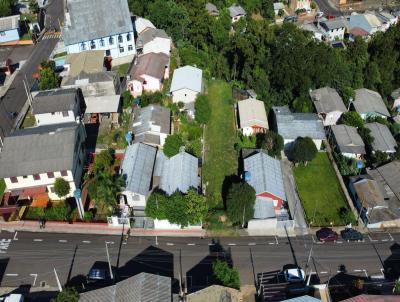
(205, 3, 219, 15)
(0, 15, 20, 31)
(63, 0, 133, 46)
(229, 4, 246, 18)
(350, 175, 386, 209)
(272, 106, 325, 140)
(320, 19, 346, 31)
(120, 143, 157, 196)
(84, 95, 120, 113)
(134, 17, 156, 35)
(187, 285, 242, 302)
(137, 28, 169, 47)
(238, 98, 268, 129)
(170, 66, 202, 93)
(331, 125, 366, 155)
(31, 88, 79, 115)
(354, 88, 390, 117)
(0, 123, 82, 178)
(130, 52, 169, 81)
(365, 122, 397, 153)
(310, 87, 347, 114)
(62, 50, 105, 81)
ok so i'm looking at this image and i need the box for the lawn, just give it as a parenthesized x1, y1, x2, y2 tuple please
(21, 111, 36, 128)
(203, 80, 238, 208)
(0, 179, 5, 202)
(113, 63, 130, 77)
(294, 152, 354, 226)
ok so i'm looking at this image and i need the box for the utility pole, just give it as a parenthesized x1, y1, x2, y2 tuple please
(105, 241, 114, 280)
(54, 268, 62, 292)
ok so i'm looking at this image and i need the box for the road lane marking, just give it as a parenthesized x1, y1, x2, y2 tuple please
(320, 271, 328, 274)
(228, 243, 236, 246)
(187, 243, 196, 246)
(336, 241, 343, 244)
(388, 233, 394, 241)
(0, 239, 12, 253)
(166, 243, 174, 246)
(381, 239, 389, 242)
(275, 236, 279, 244)
(268, 242, 275, 245)
(363, 270, 368, 278)
(30, 273, 38, 286)
(248, 243, 256, 246)
(311, 235, 316, 243)
(6, 273, 18, 276)
(33, 239, 43, 242)
(208, 243, 215, 246)
(353, 269, 362, 272)
(59, 240, 67, 243)
(13, 232, 18, 241)
(105, 241, 114, 244)
(82, 240, 91, 244)
(316, 241, 324, 244)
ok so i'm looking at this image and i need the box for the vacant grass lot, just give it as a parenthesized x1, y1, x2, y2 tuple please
(294, 152, 353, 226)
(203, 80, 237, 208)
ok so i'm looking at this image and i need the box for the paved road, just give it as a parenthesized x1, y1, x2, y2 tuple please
(314, 0, 341, 16)
(0, 231, 398, 294)
(0, 0, 64, 139)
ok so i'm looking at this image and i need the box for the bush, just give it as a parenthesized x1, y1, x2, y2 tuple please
(122, 90, 134, 110)
(25, 202, 72, 221)
(141, 92, 163, 107)
(195, 95, 211, 125)
(212, 259, 240, 289)
(226, 182, 256, 226)
(163, 134, 184, 157)
(54, 178, 71, 198)
(341, 112, 364, 129)
(290, 137, 317, 164)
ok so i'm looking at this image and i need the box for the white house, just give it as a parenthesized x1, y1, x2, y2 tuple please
(237, 98, 269, 136)
(0, 15, 20, 44)
(330, 124, 366, 159)
(62, 0, 136, 64)
(319, 19, 346, 41)
(136, 28, 171, 56)
(228, 4, 246, 23)
(134, 17, 156, 36)
(32, 88, 84, 126)
(0, 122, 86, 201)
(131, 105, 171, 147)
(120, 143, 157, 209)
(310, 87, 347, 126)
(170, 66, 203, 117)
(128, 52, 169, 97)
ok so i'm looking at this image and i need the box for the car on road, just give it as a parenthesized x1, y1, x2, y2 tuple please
(283, 265, 306, 283)
(341, 228, 363, 241)
(283, 15, 298, 23)
(316, 228, 338, 242)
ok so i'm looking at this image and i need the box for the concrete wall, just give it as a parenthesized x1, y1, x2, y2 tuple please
(0, 28, 19, 43)
(153, 219, 202, 230)
(172, 88, 199, 104)
(122, 190, 147, 208)
(35, 110, 76, 126)
(324, 27, 345, 41)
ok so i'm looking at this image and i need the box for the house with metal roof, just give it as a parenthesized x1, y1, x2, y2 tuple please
(353, 88, 390, 119)
(349, 13, 383, 35)
(365, 122, 397, 154)
(0, 15, 20, 43)
(206, 3, 219, 16)
(330, 125, 365, 159)
(136, 28, 171, 56)
(32, 88, 84, 126)
(243, 150, 287, 231)
(390, 88, 400, 112)
(319, 19, 346, 41)
(131, 105, 171, 147)
(237, 98, 269, 136)
(79, 272, 172, 302)
(120, 143, 157, 208)
(0, 122, 86, 202)
(128, 52, 170, 97)
(272, 106, 325, 150)
(187, 285, 242, 302)
(310, 87, 347, 126)
(228, 4, 246, 23)
(154, 150, 199, 195)
(134, 17, 156, 36)
(62, 0, 136, 62)
(170, 66, 203, 117)
(84, 95, 121, 125)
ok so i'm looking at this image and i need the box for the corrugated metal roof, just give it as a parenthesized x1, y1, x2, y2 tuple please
(354, 89, 390, 117)
(130, 52, 169, 81)
(244, 151, 286, 200)
(365, 122, 397, 153)
(137, 28, 170, 46)
(229, 4, 246, 17)
(238, 98, 268, 129)
(273, 106, 325, 140)
(120, 143, 157, 196)
(132, 105, 171, 138)
(310, 87, 347, 114)
(63, 0, 133, 46)
(170, 66, 202, 93)
(331, 125, 366, 155)
(320, 19, 346, 30)
(253, 196, 276, 219)
(85, 95, 120, 113)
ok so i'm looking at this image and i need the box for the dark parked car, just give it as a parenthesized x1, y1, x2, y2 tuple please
(316, 228, 338, 242)
(284, 15, 298, 23)
(341, 228, 363, 241)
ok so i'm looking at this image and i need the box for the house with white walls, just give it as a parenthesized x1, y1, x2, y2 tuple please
(128, 52, 169, 97)
(0, 122, 86, 201)
(319, 19, 346, 41)
(136, 28, 171, 56)
(62, 0, 136, 64)
(0, 15, 20, 43)
(237, 98, 269, 136)
(32, 88, 84, 126)
(228, 4, 246, 23)
(310, 87, 347, 126)
(170, 66, 203, 117)
(330, 124, 366, 159)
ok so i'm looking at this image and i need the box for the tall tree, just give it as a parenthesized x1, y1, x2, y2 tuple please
(163, 134, 184, 157)
(290, 137, 317, 165)
(256, 130, 284, 158)
(212, 259, 241, 290)
(226, 182, 256, 226)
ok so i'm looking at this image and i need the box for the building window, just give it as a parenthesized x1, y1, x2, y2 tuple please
(23, 175, 28, 179)
(118, 35, 123, 43)
(90, 40, 96, 49)
(50, 186, 55, 193)
(61, 170, 68, 177)
(119, 46, 124, 53)
(106, 50, 111, 56)
(99, 39, 105, 47)
(128, 44, 133, 51)
(47, 172, 54, 178)
(109, 37, 114, 45)
(0, 32, 5, 36)
(33, 174, 41, 180)
(126, 33, 131, 41)
(62, 111, 69, 117)
(80, 42, 86, 50)
(10, 177, 18, 183)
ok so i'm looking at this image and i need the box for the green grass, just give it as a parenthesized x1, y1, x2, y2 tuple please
(294, 152, 354, 226)
(114, 63, 130, 77)
(20, 31, 32, 41)
(203, 80, 238, 208)
(0, 179, 5, 202)
(53, 51, 67, 59)
(21, 111, 36, 128)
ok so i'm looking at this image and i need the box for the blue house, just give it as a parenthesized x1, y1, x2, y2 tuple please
(62, 0, 136, 63)
(0, 15, 20, 44)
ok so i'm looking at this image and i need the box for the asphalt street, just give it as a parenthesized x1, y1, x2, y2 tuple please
(314, 0, 341, 16)
(0, 231, 398, 293)
(0, 0, 64, 138)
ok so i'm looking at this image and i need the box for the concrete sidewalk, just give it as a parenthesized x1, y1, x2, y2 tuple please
(0, 220, 206, 237)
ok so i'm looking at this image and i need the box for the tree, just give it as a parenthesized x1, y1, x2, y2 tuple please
(163, 134, 184, 157)
(212, 259, 241, 289)
(54, 178, 71, 198)
(358, 127, 374, 146)
(195, 95, 211, 125)
(122, 90, 134, 109)
(291, 96, 313, 113)
(394, 279, 400, 295)
(278, 9, 285, 17)
(39, 67, 60, 90)
(341, 112, 364, 129)
(290, 137, 317, 165)
(0, 0, 14, 17)
(185, 189, 208, 224)
(93, 149, 114, 173)
(226, 182, 256, 226)
(261, 0, 275, 20)
(29, 0, 40, 14)
(371, 150, 388, 166)
(50, 287, 79, 302)
(256, 131, 284, 158)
